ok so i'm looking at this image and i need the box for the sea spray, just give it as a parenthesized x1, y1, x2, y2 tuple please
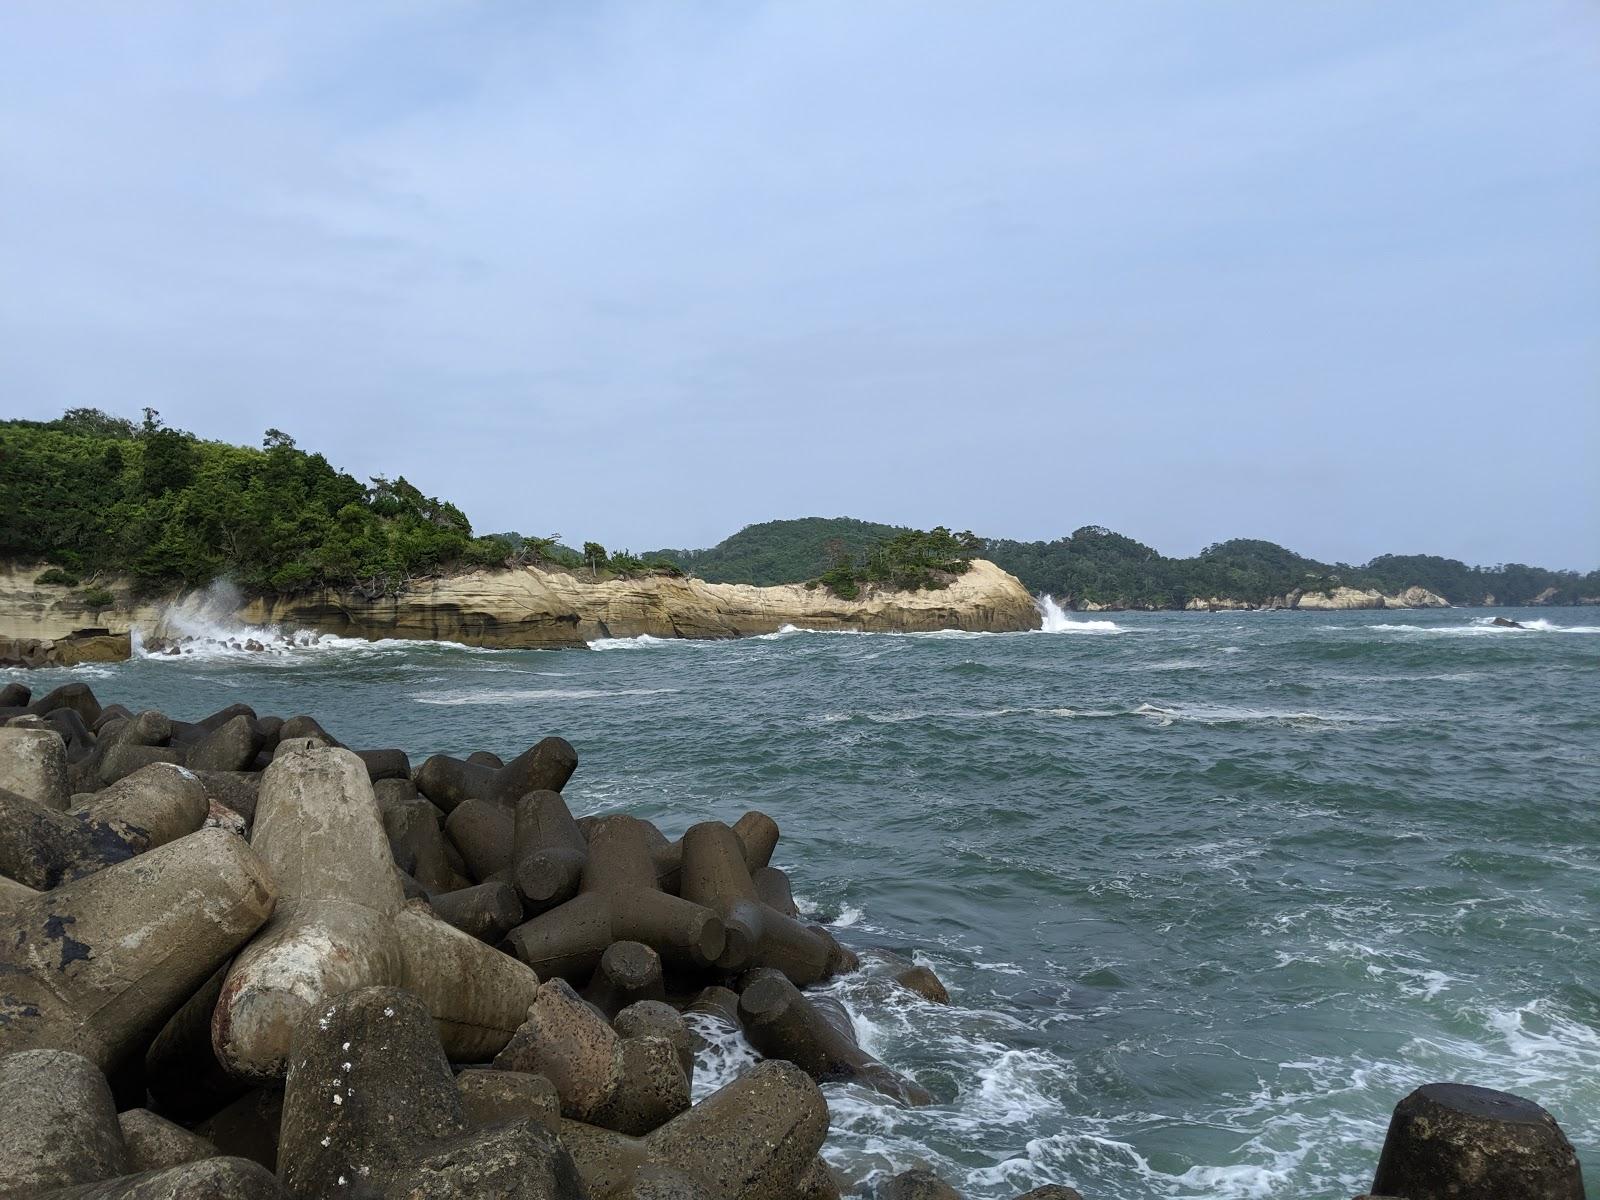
(1034, 594, 1125, 634)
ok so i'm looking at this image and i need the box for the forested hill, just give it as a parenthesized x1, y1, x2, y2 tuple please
(645, 517, 901, 584)
(654, 521, 1599, 608)
(0, 409, 573, 596)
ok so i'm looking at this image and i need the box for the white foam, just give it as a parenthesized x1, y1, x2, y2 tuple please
(1358, 618, 1600, 636)
(1034, 595, 1126, 634)
(586, 633, 678, 650)
(1132, 702, 1384, 729)
(413, 686, 678, 705)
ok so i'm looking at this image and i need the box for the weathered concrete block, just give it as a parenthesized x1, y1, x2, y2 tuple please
(0, 726, 69, 810)
(416, 736, 578, 813)
(505, 815, 725, 981)
(738, 972, 932, 1106)
(493, 978, 689, 1135)
(213, 747, 537, 1081)
(0, 829, 275, 1069)
(279, 986, 583, 1200)
(557, 1059, 829, 1200)
(117, 1109, 219, 1172)
(185, 715, 263, 774)
(681, 821, 831, 983)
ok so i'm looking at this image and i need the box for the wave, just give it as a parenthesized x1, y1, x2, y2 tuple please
(1034, 595, 1126, 634)
(1358, 618, 1600, 636)
(1133, 702, 1383, 729)
(414, 686, 678, 706)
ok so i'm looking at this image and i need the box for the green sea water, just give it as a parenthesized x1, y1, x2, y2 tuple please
(12, 604, 1598, 1199)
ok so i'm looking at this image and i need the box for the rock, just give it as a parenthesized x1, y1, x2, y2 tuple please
(881, 1169, 963, 1200)
(613, 1002, 695, 1083)
(584, 941, 667, 1017)
(1492, 616, 1525, 629)
(0, 829, 275, 1069)
(493, 978, 690, 1135)
(445, 797, 516, 881)
(238, 558, 1041, 646)
(1012, 1187, 1083, 1200)
(680, 820, 832, 984)
(188, 770, 260, 823)
(751, 866, 799, 918)
(417, 736, 579, 814)
(212, 746, 537, 1081)
(353, 747, 411, 781)
(279, 985, 584, 1200)
(1370, 1083, 1583, 1199)
(26, 682, 103, 726)
(382, 791, 466, 893)
(429, 880, 524, 942)
(0, 726, 69, 810)
(513, 789, 589, 911)
(72, 763, 209, 854)
(738, 972, 932, 1106)
(185, 715, 263, 773)
(895, 965, 950, 1004)
(732, 812, 778, 871)
(117, 1110, 219, 1172)
(457, 1068, 561, 1128)
(504, 815, 726, 981)
(556, 1059, 829, 1200)
(0, 1049, 129, 1191)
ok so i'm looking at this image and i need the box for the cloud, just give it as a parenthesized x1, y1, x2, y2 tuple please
(1, 1, 1596, 565)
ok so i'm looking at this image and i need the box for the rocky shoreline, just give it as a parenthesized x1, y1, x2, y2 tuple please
(0, 558, 1043, 654)
(0, 682, 1587, 1199)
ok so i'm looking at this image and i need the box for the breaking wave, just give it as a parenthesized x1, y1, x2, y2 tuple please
(1034, 595, 1125, 634)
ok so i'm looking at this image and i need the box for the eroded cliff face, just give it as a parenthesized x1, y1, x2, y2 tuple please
(241, 558, 1042, 646)
(0, 558, 1041, 649)
(1182, 586, 1449, 612)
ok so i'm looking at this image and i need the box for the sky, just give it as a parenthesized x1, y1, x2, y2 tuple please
(2, 3, 1597, 568)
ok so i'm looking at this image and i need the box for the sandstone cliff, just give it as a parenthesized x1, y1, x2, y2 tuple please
(1182, 585, 1449, 612)
(0, 559, 1042, 650)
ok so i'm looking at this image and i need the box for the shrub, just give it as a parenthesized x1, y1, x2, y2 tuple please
(80, 586, 115, 609)
(34, 568, 80, 587)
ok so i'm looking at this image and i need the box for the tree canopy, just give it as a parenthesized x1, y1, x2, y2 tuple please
(0, 409, 521, 595)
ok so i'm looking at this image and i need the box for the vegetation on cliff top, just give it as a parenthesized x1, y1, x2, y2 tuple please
(6, 410, 1592, 608)
(1, 409, 539, 596)
(655, 520, 1599, 608)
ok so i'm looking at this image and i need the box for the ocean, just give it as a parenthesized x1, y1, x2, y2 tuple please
(12, 602, 1599, 1199)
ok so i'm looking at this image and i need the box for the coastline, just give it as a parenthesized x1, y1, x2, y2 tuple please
(0, 557, 1043, 652)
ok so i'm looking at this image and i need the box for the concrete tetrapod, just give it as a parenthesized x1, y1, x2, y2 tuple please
(492, 978, 690, 1135)
(0, 1048, 284, 1199)
(584, 940, 666, 1017)
(70, 763, 210, 855)
(556, 1060, 829, 1200)
(0, 726, 70, 810)
(1370, 1083, 1584, 1199)
(211, 745, 539, 1081)
(279, 985, 584, 1200)
(680, 821, 832, 984)
(504, 815, 726, 981)
(0, 828, 275, 1070)
(513, 789, 589, 911)
(416, 736, 579, 813)
(0, 787, 141, 889)
(737, 972, 933, 1106)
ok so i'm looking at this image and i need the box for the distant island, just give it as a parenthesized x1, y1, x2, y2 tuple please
(3, 410, 1594, 622)
(651, 518, 1598, 610)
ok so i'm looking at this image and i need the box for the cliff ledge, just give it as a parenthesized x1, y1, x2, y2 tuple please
(0, 559, 1041, 650)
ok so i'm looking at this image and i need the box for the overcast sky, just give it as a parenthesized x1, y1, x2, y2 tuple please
(3, 3, 1596, 567)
